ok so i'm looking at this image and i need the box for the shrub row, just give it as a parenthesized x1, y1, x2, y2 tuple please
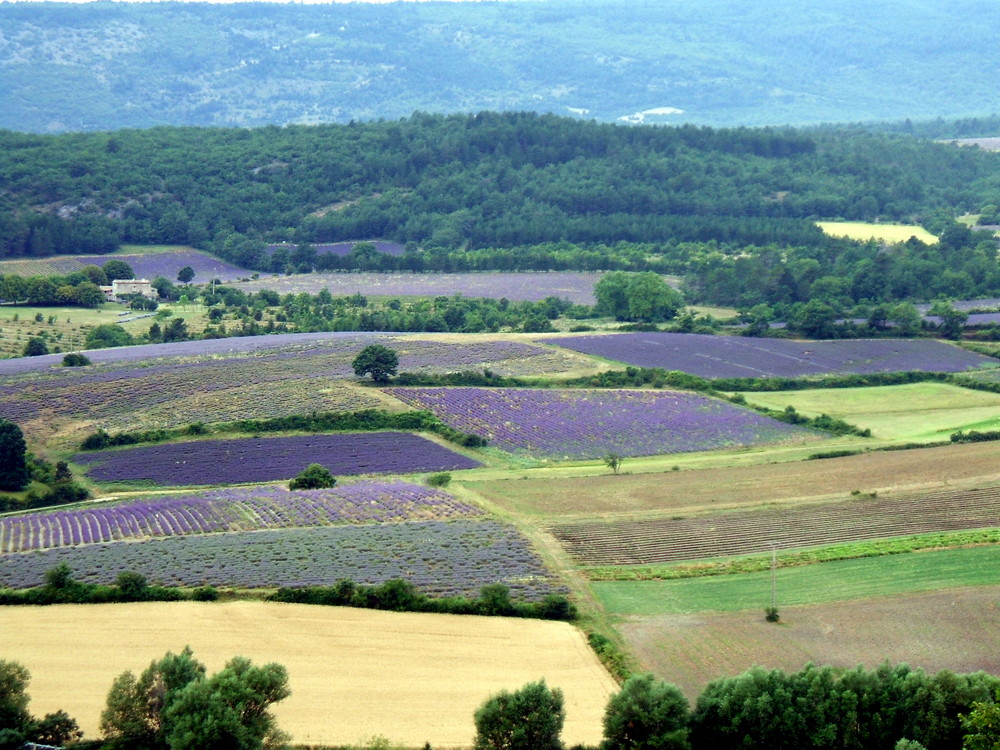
(78, 408, 487, 450)
(0, 566, 575, 622)
(268, 580, 577, 621)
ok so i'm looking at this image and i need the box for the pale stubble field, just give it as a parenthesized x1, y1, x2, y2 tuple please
(0, 601, 618, 748)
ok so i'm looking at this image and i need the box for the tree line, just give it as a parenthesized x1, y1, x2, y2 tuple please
(2, 113, 1000, 307)
(7, 642, 1000, 750)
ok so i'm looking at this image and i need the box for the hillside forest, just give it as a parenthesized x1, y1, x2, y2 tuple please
(2, 114, 1000, 316)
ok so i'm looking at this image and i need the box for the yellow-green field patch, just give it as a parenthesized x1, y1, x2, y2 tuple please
(740, 382, 1000, 441)
(816, 220, 938, 244)
(592, 546, 1000, 615)
(0, 601, 616, 748)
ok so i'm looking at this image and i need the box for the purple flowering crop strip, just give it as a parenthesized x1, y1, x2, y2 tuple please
(387, 387, 813, 459)
(233, 271, 606, 304)
(0, 481, 483, 554)
(544, 332, 998, 378)
(47, 251, 251, 282)
(71, 433, 481, 485)
(0, 520, 566, 601)
(0, 334, 573, 430)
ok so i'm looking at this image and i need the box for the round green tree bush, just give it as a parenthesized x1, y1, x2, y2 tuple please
(289, 463, 337, 490)
(601, 673, 690, 750)
(473, 680, 564, 750)
(352, 344, 399, 384)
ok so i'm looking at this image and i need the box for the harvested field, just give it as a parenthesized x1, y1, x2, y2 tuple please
(618, 585, 1000, 701)
(468, 441, 1000, 520)
(551, 483, 1000, 566)
(815, 220, 939, 244)
(0, 601, 617, 748)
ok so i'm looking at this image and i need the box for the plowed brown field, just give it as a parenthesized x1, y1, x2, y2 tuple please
(0, 602, 617, 748)
(470, 442, 1000, 520)
(552, 484, 1000, 566)
(620, 585, 1000, 701)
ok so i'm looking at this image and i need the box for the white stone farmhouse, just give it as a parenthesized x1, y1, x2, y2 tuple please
(100, 278, 157, 302)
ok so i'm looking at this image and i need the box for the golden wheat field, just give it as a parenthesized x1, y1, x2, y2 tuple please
(0, 601, 617, 748)
(815, 220, 939, 244)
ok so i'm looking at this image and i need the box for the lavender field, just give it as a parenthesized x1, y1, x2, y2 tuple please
(0, 334, 581, 432)
(72, 432, 481, 485)
(0, 250, 251, 283)
(0, 481, 483, 554)
(0, 520, 565, 600)
(386, 387, 814, 459)
(235, 271, 607, 304)
(544, 333, 998, 378)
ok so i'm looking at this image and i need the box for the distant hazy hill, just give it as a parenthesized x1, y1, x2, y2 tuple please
(3, 0, 1000, 132)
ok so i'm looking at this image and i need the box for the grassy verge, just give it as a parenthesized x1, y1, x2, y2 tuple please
(591, 544, 1000, 615)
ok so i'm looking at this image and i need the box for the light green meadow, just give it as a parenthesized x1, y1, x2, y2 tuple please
(592, 545, 1000, 614)
(740, 382, 1000, 441)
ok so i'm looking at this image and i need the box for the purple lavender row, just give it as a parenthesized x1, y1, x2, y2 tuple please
(0, 521, 566, 601)
(0, 336, 561, 430)
(71, 433, 481, 486)
(543, 332, 998, 378)
(387, 386, 813, 460)
(233, 271, 606, 305)
(0, 481, 483, 555)
(46, 250, 252, 283)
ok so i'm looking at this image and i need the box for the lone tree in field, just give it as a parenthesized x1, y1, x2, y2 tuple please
(289, 463, 337, 490)
(0, 419, 30, 491)
(352, 344, 399, 384)
(473, 680, 565, 750)
(604, 452, 624, 475)
(177, 266, 195, 284)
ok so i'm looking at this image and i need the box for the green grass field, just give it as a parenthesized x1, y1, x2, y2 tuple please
(592, 545, 1000, 615)
(740, 382, 1000, 441)
(816, 221, 938, 244)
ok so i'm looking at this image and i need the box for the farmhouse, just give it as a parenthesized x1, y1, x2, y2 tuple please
(100, 278, 156, 302)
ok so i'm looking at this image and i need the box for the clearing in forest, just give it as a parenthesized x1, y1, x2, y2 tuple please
(816, 220, 939, 244)
(0, 601, 617, 748)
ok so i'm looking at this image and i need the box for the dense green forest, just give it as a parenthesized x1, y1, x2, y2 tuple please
(2, 114, 999, 308)
(4, 1, 1000, 132)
